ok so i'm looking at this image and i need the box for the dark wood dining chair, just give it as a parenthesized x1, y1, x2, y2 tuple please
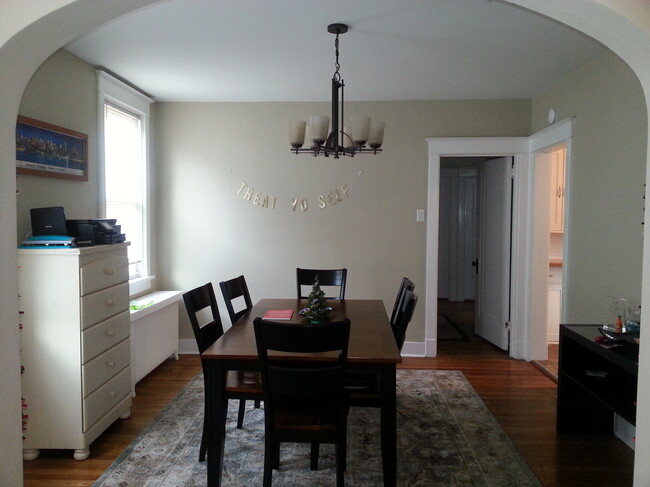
(296, 267, 347, 300)
(253, 317, 351, 487)
(182, 283, 263, 462)
(219, 274, 253, 324)
(345, 289, 418, 407)
(391, 289, 418, 351)
(389, 277, 414, 326)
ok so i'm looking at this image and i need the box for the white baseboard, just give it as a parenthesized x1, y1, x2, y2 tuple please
(400, 341, 426, 357)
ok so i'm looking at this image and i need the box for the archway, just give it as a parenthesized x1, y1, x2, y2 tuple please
(1, 2, 649, 485)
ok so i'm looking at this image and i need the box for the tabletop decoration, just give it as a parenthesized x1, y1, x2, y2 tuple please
(299, 274, 333, 323)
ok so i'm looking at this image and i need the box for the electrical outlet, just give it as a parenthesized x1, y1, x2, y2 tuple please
(416, 209, 425, 222)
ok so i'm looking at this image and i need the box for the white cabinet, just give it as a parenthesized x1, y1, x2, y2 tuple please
(549, 148, 566, 233)
(547, 265, 563, 342)
(18, 243, 132, 461)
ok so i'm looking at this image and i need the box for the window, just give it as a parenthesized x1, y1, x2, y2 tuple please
(98, 71, 153, 294)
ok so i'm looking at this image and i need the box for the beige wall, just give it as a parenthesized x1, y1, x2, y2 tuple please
(17, 49, 100, 242)
(532, 51, 647, 323)
(154, 100, 531, 340)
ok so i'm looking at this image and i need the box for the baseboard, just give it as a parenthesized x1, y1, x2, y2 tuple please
(401, 341, 426, 357)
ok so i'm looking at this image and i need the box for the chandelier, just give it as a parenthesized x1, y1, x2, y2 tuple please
(289, 23, 384, 158)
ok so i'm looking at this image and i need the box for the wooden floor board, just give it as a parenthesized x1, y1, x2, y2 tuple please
(23, 308, 635, 487)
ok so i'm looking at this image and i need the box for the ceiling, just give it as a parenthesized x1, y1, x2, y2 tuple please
(65, 0, 606, 103)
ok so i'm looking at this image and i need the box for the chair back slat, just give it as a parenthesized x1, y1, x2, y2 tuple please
(219, 275, 253, 324)
(390, 277, 414, 326)
(182, 283, 224, 355)
(296, 268, 347, 300)
(392, 290, 418, 351)
(254, 318, 351, 400)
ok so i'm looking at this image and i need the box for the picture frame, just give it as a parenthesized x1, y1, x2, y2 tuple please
(16, 115, 88, 181)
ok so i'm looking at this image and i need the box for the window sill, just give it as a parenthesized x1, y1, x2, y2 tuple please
(129, 275, 155, 297)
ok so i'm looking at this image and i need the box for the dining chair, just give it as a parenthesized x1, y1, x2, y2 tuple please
(296, 267, 347, 300)
(345, 290, 418, 407)
(389, 277, 414, 326)
(182, 283, 263, 462)
(219, 274, 253, 324)
(391, 289, 418, 351)
(253, 317, 351, 487)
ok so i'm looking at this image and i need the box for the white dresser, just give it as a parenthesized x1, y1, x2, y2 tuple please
(18, 243, 132, 461)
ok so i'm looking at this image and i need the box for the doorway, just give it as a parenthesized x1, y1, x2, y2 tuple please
(426, 121, 573, 360)
(437, 156, 514, 353)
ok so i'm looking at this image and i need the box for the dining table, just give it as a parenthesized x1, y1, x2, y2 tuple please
(201, 298, 402, 487)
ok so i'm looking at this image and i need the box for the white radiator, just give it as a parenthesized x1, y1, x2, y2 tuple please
(129, 291, 182, 396)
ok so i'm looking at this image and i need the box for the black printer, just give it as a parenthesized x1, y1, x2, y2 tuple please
(66, 219, 126, 246)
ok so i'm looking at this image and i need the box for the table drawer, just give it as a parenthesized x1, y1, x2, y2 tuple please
(83, 367, 131, 432)
(81, 311, 130, 362)
(82, 338, 130, 397)
(81, 282, 129, 329)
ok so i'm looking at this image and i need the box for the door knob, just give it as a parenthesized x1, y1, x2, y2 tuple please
(471, 259, 479, 274)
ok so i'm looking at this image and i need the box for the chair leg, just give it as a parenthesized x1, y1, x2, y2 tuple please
(335, 439, 346, 487)
(310, 442, 319, 470)
(271, 441, 281, 469)
(263, 438, 274, 487)
(199, 419, 207, 462)
(237, 399, 246, 429)
(254, 399, 261, 408)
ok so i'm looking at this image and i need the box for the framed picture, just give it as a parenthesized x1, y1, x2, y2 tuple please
(16, 115, 88, 181)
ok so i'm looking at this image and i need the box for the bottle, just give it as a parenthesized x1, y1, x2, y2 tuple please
(616, 315, 623, 333)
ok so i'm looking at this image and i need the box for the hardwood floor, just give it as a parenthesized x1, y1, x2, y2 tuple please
(23, 316, 635, 487)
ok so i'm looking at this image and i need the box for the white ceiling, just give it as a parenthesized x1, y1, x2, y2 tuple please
(65, 0, 606, 103)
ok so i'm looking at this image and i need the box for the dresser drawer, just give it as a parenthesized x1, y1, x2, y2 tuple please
(81, 282, 130, 329)
(83, 367, 131, 432)
(81, 311, 130, 362)
(80, 254, 129, 296)
(82, 338, 130, 397)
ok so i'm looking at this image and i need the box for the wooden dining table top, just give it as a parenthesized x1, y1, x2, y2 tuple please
(202, 298, 402, 364)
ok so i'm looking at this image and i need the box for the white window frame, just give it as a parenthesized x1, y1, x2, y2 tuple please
(97, 70, 154, 296)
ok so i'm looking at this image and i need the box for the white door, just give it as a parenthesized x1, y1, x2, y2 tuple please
(475, 157, 512, 350)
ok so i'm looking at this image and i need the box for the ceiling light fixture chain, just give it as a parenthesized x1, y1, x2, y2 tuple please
(288, 23, 384, 159)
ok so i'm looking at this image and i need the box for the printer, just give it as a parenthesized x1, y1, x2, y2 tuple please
(66, 219, 126, 246)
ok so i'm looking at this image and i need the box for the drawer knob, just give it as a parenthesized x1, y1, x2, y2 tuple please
(107, 361, 116, 368)
(104, 268, 115, 275)
(106, 329, 115, 337)
(105, 299, 115, 307)
(108, 391, 116, 399)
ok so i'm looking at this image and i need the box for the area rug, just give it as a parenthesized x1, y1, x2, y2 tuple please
(93, 370, 541, 487)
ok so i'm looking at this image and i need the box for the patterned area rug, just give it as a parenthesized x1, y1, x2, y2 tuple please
(93, 370, 541, 487)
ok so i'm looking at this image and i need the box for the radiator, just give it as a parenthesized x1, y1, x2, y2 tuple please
(129, 291, 182, 396)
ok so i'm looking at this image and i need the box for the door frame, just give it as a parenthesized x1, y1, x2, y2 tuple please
(424, 119, 573, 359)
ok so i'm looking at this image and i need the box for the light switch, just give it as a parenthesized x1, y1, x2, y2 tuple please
(416, 209, 425, 222)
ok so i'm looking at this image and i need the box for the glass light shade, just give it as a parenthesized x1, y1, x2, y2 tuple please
(342, 127, 354, 148)
(289, 121, 306, 148)
(309, 115, 330, 146)
(350, 116, 371, 146)
(368, 121, 385, 149)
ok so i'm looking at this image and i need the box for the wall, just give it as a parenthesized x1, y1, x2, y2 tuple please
(154, 100, 531, 341)
(532, 51, 647, 323)
(16, 49, 101, 241)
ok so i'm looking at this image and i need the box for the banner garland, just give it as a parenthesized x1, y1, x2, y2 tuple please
(229, 170, 363, 212)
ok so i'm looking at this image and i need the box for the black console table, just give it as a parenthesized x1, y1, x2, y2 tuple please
(557, 324, 638, 434)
